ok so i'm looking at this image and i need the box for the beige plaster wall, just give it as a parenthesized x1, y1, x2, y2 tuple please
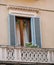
(0, 0, 54, 48)
(0, 6, 8, 45)
(40, 11, 54, 48)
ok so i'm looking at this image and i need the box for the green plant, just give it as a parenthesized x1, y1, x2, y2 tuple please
(16, 19, 20, 24)
(23, 19, 27, 27)
(26, 42, 32, 47)
(25, 42, 39, 48)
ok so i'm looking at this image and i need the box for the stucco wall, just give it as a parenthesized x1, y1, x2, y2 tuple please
(0, 0, 54, 48)
(40, 11, 54, 48)
(0, 6, 8, 45)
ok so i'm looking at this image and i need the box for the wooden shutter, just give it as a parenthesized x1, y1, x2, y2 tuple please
(31, 17, 41, 48)
(8, 14, 16, 46)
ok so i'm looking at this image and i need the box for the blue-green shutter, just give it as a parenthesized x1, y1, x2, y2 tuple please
(8, 14, 16, 46)
(31, 17, 41, 48)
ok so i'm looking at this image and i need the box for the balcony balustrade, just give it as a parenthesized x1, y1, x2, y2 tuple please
(0, 46, 54, 64)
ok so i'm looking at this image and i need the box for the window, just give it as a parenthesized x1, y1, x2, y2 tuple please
(8, 14, 41, 48)
(16, 17, 31, 46)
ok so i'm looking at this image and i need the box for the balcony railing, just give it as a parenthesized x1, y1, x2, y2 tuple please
(0, 45, 54, 64)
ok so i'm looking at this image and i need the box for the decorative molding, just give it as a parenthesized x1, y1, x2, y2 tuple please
(0, 4, 7, 6)
(7, 5, 39, 13)
(0, 4, 54, 13)
(7, 5, 54, 13)
(0, 3, 54, 12)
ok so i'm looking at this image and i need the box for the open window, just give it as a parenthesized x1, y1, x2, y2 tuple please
(8, 14, 41, 48)
(16, 17, 31, 46)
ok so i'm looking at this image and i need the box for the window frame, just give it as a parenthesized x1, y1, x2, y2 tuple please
(8, 9, 42, 47)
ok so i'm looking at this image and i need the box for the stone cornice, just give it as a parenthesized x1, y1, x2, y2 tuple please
(7, 5, 39, 13)
(7, 5, 54, 13)
(0, 3, 54, 12)
(0, 3, 7, 6)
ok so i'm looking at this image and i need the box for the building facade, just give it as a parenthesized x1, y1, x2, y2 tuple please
(0, 0, 54, 65)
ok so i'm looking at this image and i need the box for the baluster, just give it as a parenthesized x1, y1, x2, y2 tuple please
(14, 48, 17, 61)
(51, 50, 54, 63)
(18, 48, 21, 61)
(47, 50, 50, 63)
(0, 48, 3, 60)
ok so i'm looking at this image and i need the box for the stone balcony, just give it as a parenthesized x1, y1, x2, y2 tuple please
(0, 45, 54, 64)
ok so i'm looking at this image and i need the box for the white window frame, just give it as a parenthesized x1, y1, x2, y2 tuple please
(8, 9, 42, 47)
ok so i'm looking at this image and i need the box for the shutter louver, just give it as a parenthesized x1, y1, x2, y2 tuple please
(31, 17, 41, 48)
(8, 14, 16, 46)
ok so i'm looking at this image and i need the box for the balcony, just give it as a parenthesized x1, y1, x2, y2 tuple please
(0, 46, 54, 64)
